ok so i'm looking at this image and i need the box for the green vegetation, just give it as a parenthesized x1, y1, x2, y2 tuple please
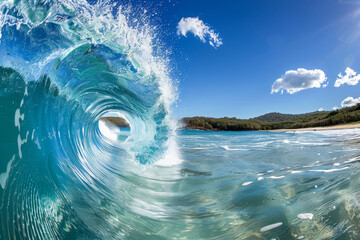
(182, 103, 360, 131)
(253, 112, 307, 123)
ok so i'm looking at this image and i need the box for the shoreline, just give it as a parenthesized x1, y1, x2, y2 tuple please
(183, 122, 360, 132)
(269, 122, 360, 132)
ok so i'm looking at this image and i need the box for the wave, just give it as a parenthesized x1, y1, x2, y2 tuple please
(0, 1, 180, 239)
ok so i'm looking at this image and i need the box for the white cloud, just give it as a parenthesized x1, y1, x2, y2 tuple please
(332, 106, 338, 110)
(318, 108, 324, 111)
(335, 67, 360, 87)
(341, 96, 360, 107)
(271, 68, 327, 94)
(177, 17, 222, 48)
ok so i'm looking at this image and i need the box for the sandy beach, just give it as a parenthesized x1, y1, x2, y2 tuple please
(270, 122, 360, 132)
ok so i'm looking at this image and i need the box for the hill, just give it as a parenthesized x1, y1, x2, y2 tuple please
(100, 117, 130, 127)
(182, 103, 360, 131)
(253, 112, 308, 123)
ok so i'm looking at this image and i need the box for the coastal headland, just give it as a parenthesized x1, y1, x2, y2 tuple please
(182, 103, 360, 131)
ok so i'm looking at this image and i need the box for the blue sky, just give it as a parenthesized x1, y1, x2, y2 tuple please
(138, 0, 360, 118)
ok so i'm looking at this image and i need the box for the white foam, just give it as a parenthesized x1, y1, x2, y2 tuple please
(17, 131, 29, 159)
(260, 222, 283, 232)
(31, 129, 35, 140)
(297, 213, 313, 220)
(345, 157, 360, 163)
(14, 108, 24, 131)
(221, 145, 248, 151)
(0, 155, 15, 189)
(242, 181, 253, 186)
(155, 136, 183, 167)
(268, 175, 285, 179)
(309, 167, 349, 173)
(283, 139, 327, 146)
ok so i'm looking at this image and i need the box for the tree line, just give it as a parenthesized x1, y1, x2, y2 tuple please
(182, 103, 360, 131)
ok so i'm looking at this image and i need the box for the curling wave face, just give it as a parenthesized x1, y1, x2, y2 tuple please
(0, 0, 180, 239)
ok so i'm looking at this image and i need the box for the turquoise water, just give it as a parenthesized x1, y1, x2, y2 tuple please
(1, 0, 360, 239)
(177, 129, 360, 239)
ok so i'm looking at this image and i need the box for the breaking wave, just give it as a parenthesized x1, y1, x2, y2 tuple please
(0, 1, 180, 239)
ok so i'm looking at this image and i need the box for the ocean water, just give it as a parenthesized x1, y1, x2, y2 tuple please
(1, 0, 360, 239)
(177, 129, 360, 239)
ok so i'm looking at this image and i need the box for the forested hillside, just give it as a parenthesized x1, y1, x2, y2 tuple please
(182, 103, 360, 131)
(253, 112, 307, 123)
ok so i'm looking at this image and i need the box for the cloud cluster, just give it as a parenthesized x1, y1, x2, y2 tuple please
(335, 67, 360, 87)
(271, 68, 327, 94)
(341, 96, 360, 107)
(177, 17, 222, 48)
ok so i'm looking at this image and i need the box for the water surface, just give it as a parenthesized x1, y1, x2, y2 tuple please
(173, 129, 360, 239)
